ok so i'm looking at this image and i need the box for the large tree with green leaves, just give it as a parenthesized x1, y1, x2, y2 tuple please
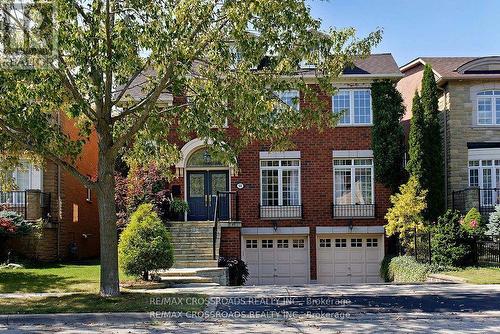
(371, 80, 405, 191)
(421, 64, 444, 220)
(0, 0, 380, 296)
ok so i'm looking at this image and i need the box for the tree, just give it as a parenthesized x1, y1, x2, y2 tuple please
(385, 176, 427, 248)
(406, 91, 425, 181)
(0, 1, 381, 296)
(371, 80, 405, 191)
(421, 64, 445, 220)
(118, 204, 174, 280)
(486, 205, 500, 237)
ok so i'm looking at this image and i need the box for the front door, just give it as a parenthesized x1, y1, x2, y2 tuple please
(187, 170, 229, 221)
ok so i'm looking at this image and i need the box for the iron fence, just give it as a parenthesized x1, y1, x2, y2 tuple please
(0, 190, 51, 220)
(332, 204, 375, 219)
(259, 205, 303, 220)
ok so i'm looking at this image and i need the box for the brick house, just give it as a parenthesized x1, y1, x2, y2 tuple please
(398, 56, 500, 215)
(2, 112, 100, 261)
(163, 53, 402, 284)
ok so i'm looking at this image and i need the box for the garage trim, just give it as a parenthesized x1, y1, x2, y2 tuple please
(241, 227, 309, 235)
(316, 226, 384, 234)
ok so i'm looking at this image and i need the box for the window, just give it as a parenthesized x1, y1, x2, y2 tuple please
(367, 238, 378, 247)
(0, 162, 42, 204)
(335, 238, 347, 248)
(246, 239, 258, 249)
(276, 91, 299, 111)
(262, 239, 274, 248)
(319, 238, 331, 248)
(293, 239, 305, 248)
(334, 158, 374, 205)
(333, 89, 372, 125)
(468, 159, 500, 206)
(351, 238, 362, 247)
(476, 90, 500, 125)
(277, 239, 289, 248)
(260, 159, 300, 207)
(187, 148, 226, 168)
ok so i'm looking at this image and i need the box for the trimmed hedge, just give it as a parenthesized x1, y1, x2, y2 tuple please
(381, 256, 430, 283)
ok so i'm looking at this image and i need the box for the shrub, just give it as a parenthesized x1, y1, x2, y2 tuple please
(431, 210, 474, 267)
(0, 211, 30, 236)
(218, 257, 249, 286)
(487, 205, 500, 237)
(118, 204, 174, 280)
(385, 256, 430, 283)
(380, 255, 394, 282)
(461, 208, 485, 237)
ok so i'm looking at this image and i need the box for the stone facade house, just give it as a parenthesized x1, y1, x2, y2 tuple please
(2, 113, 100, 261)
(397, 56, 500, 215)
(139, 53, 402, 285)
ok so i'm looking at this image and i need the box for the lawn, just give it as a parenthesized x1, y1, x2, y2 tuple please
(443, 266, 500, 284)
(0, 260, 137, 293)
(0, 293, 206, 314)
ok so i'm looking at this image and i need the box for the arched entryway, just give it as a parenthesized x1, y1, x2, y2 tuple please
(177, 139, 231, 221)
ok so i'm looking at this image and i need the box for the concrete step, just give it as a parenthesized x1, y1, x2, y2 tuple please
(158, 267, 226, 277)
(173, 259, 219, 268)
(170, 282, 221, 288)
(175, 255, 215, 261)
(174, 249, 213, 256)
(159, 276, 213, 284)
(169, 231, 217, 237)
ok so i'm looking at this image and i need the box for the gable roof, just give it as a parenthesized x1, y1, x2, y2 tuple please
(345, 53, 402, 76)
(400, 56, 500, 84)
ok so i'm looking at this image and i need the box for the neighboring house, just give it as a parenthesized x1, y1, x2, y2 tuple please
(156, 53, 402, 285)
(1, 113, 100, 261)
(398, 56, 500, 215)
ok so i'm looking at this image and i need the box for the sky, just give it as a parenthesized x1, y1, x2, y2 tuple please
(306, 0, 500, 66)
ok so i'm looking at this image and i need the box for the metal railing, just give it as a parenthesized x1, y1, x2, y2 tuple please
(332, 204, 375, 219)
(452, 188, 500, 215)
(213, 191, 240, 260)
(479, 188, 500, 214)
(259, 204, 303, 220)
(0, 190, 51, 220)
(477, 240, 500, 264)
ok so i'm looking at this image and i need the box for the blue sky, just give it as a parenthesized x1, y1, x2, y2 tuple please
(306, 0, 500, 66)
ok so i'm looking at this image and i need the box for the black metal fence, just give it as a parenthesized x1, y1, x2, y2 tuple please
(452, 188, 500, 216)
(0, 190, 51, 220)
(332, 204, 375, 219)
(477, 240, 500, 264)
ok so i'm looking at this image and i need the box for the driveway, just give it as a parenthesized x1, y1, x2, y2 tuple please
(1, 284, 500, 333)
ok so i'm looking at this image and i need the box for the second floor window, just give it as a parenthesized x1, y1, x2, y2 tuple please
(276, 90, 300, 111)
(333, 89, 372, 125)
(334, 158, 373, 205)
(260, 159, 300, 207)
(477, 90, 500, 125)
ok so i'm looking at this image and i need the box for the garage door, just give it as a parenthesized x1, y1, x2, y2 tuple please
(242, 236, 309, 285)
(317, 234, 383, 284)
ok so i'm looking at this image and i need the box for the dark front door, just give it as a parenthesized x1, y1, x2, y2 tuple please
(187, 170, 229, 221)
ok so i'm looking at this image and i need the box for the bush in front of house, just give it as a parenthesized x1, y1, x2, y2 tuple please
(461, 208, 485, 237)
(381, 255, 430, 283)
(0, 211, 30, 236)
(118, 204, 174, 280)
(218, 257, 249, 286)
(431, 210, 475, 267)
(487, 205, 500, 238)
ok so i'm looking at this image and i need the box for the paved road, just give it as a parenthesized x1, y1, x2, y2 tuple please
(1, 284, 500, 333)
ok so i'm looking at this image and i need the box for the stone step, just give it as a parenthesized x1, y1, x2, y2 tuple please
(174, 247, 213, 254)
(170, 282, 221, 288)
(158, 267, 227, 277)
(175, 255, 215, 261)
(159, 276, 213, 284)
(173, 259, 219, 268)
(169, 231, 217, 237)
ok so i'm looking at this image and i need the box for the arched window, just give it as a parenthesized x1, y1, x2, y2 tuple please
(477, 90, 500, 125)
(186, 148, 225, 168)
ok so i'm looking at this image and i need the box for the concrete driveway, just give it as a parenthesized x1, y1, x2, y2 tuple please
(1, 284, 500, 333)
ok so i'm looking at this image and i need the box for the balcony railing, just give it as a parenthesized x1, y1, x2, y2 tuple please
(452, 188, 500, 215)
(0, 190, 51, 221)
(259, 204, 303, 220)
(332, 204, 375, 219)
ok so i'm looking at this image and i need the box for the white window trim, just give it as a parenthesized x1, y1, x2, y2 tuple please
(260, 159, 301, 207)
(260, 151, 301, 160)
(332, 88, 373, 126)
(11, 162, 43, 191)
(468, 159, 500, 189)
(476, 90, 500, 126)
(333, 157, 375, 205)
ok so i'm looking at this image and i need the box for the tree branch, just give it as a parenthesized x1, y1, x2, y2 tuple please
(0, 119, 96, 189)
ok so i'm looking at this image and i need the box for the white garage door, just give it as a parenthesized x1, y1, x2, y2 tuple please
(317, 234, 384, 284)
(242, 236, 309, 285)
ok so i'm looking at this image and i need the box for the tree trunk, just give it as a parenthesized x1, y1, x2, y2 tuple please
(96, 147, 120, 296)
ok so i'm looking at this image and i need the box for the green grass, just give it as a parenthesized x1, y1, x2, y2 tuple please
(0, 260, 137, 293)
(443, 266, 500, 284)
(0, 293, 206, 314)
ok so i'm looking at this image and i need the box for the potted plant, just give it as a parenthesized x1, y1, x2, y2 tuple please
(168, 196, 189, 221)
